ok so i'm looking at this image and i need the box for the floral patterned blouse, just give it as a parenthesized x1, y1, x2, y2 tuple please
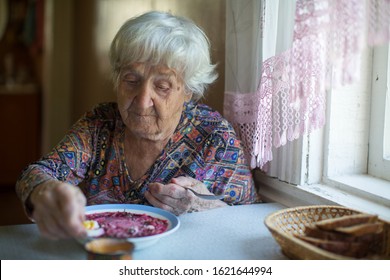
(16, 102, 258, 207)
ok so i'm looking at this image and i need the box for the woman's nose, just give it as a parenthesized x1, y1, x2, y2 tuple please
(134, 82, 154, 108)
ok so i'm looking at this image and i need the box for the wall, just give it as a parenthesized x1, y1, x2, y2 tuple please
(42, 0, 74, 153)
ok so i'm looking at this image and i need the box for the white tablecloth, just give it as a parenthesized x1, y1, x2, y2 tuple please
(0, 203, 287, 260)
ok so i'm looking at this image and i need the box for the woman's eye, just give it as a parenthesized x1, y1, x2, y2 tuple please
(121, 73, 140, 86)
(157, 85, 169, 90)
(124, 77, 139, 84)
(155, 82, 171, 92)
(126, 80, 138, 85)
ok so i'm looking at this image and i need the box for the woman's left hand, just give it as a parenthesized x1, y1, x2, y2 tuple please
(145, 176, 226, 215)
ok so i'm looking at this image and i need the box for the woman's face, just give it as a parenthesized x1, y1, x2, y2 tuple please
(117, 63, 192, 142)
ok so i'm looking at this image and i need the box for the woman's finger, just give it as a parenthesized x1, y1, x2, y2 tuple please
(171, 177, 212, 195)
(30, 181, 87, 239)
(171, 176, 196, 186)
(145, 190, 175, 213)
(148, 182, 184, 199)
(145, 186, 192, 215)
(34, 208, 69, 239)
(58, 186, 87, 238)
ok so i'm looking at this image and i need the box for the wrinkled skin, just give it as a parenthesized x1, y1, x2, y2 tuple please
(29, 180, 87, 240)
(146, 176, 226, 216)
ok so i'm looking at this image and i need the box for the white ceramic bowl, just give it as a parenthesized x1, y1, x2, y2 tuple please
(82, 204, 180, 250)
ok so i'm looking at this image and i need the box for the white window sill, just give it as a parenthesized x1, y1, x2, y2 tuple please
(323, 174, 390, 205)
(255, 172, 390, 222)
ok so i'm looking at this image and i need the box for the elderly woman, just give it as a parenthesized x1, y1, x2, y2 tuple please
(16, 11, 258, 239)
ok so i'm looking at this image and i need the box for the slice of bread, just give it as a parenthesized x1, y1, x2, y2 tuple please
(295, 235, 370, 258)
(334, 222, 383, 236)
(315, 213, 377, 230)
(294, 213, 385, 258)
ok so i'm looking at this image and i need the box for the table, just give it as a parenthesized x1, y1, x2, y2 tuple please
(0, 203, 287, 260)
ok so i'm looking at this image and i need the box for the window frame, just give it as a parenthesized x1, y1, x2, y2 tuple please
(368, 44, 390, 181)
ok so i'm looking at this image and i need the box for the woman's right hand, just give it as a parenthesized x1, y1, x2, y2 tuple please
(28, 180, 87, 240)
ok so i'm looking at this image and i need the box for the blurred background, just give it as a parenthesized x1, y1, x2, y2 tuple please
(0, 0, 226, 225)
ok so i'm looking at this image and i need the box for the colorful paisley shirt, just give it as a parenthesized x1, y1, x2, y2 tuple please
(16, 102, 258, 207)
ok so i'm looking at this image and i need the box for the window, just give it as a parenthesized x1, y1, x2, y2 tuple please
(305, 44, 390, 219)
(256, 44, 390, 221)
(368, 44, 390, 181)
(322, 44, 390, 182)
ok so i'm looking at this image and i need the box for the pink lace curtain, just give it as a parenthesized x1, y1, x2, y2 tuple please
(224, 0, 390, 169)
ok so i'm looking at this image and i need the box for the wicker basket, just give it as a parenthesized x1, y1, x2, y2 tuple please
(264, 205, 390, 259)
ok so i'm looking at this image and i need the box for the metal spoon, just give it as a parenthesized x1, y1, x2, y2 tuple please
(183, 187, 225, 200)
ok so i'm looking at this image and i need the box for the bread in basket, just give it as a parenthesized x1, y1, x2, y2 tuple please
(264, 205, 390, 259)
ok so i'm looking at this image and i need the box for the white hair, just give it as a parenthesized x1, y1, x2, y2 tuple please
(109, 11, 218, 101)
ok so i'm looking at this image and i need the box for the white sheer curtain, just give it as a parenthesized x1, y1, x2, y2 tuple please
(224, 0, 390, 183)
(224, 0, 301, 182)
